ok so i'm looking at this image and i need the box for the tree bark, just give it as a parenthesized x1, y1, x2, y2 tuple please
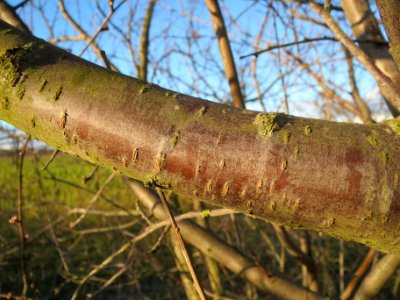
(376, 0, 400, 71)
(342, 0, 400, 116)
(1, 20, 400, 254)
(0, 0, 30, 33)
(310, 2, 400, 115)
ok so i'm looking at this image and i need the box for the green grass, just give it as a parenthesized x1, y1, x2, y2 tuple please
(0, 154, 129, 209)
(0, 153, 164, 299)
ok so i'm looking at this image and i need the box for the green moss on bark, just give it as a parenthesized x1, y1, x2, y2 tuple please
(385, 117, 400, 135)
(254, 113, 280, 137)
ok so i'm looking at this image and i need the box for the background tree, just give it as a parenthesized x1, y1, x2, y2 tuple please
(0, 0, 400, 299)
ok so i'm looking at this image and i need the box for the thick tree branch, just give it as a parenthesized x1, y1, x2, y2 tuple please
(310, 2, 400, 113)
(0, 0, 30, 33)
(1, 21, 400, 254)
(376, 0, 400, 71)
(341, 0, 400, 116)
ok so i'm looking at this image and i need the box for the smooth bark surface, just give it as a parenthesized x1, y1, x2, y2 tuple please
(1, 21, 400, 253)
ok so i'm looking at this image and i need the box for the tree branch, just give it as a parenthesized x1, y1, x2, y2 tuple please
(1, 20, 400, 254)
(341, 0, 400, 117)
(353, 254, 400, 299)
(138, 0, 156, 81)
(127, 179, 326, 300)
(310, 2, 400, 113)
(205, 0, 245, 108)
(0, 0, 30, 33)
(376, 0, 400, 71)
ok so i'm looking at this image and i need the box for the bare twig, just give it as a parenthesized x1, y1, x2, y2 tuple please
(69, 171, 116, 228)
(272, 10, 289, 113)
(376, 0, 400, 69)
(342, 0, 400, 117)
(272, 224, 318, 291)
(82, 165, 99, 184)
(70, 207, 232, 300)
(156, 188, 206, 300)
(15, 135, 31, 299)
(344, 48, 372, 123)
(251, 11, 269, 112)
(41, 149, 59, 171)
(126, 179, 325, 300)
(240, 36, 386, 59)
(58, 0, 124, 71)
(78, 0, 127, 57)
(87, 266, 128, 298)
(99, 50, 112, 70)
(0, 293, 29, 300)
(14, 0, 31, 10)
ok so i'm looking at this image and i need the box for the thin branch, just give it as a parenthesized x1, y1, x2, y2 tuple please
(341, 0, 400, 117)
(290, 52, 361, 117)
(99, 50, 112, 71)
(82, 165, 99, 184)
(78, 0, 127, 57)
(376, 0, 400, 70)
(240, 36, 387, 59)
(353, 254, 400, 300)
(127, 179, 326, 300)
(272, 224, 318, 291)
(41, 149, 59, 171)
(70, 206, 233, 300)
(58, 0, 122, 71)
(138, 0, 156, 81)
(205, 0, 245, 108)
(340, 249, 377, 300)
(87, 266, 128, 298)
(344, 48, 372, 123)
(14, 0, 31, 10)
(156, 188, 206, 300)
(69, 171, 116, 228)
(15, 135, 31, 299)
(272, 10, 289, 113)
